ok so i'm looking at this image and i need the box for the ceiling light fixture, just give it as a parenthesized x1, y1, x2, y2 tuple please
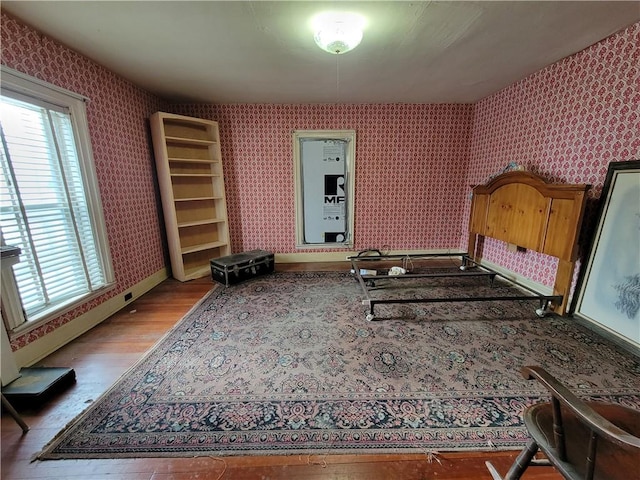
(312, 12, 365, 55)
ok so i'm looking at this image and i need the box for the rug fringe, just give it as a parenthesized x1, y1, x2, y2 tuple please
(206, 456, 227, 479)
(425, 450, 443, 466)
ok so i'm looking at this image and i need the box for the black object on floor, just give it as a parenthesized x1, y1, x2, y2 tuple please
(210, 249, 274, 286)
(2, 367, 75, 407)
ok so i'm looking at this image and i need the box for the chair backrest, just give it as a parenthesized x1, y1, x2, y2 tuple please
(522, 365, 640, 480)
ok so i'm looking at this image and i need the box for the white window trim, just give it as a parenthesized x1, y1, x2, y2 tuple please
(1, 66, 114, 336)
(293, 129, 356, 249)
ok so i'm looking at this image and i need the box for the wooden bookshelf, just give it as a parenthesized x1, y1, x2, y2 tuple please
(150, 112, 230, 281)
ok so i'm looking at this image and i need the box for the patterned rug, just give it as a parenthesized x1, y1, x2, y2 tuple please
(39, 271, 640, 459)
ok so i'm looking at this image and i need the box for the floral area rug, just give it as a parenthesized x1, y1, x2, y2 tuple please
(39, 271, 640, 459)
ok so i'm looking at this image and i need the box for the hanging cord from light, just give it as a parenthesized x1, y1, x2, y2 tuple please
(311, 11, 365, 102)
(336, 54, 340, 102)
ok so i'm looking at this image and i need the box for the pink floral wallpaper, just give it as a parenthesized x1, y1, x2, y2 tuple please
(2, 9, 638, 354)
(1, 13, 167, 350)
(171, 104, 474, 253)
(466, 21, 639, 289)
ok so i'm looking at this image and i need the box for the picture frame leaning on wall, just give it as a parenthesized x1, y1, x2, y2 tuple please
(570, 160, 640, 350)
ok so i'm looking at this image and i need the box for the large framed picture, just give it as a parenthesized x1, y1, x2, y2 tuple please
(571, 160, 640, 348)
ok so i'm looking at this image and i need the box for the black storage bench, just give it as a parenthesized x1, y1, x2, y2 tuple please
(210, 249, 274, 286)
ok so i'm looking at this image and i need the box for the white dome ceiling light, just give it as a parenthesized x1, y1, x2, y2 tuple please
(312, 12, 366, 55)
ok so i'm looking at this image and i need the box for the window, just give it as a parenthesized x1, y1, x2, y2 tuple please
(0, 67, 113, 331)
(293, 130, 355, 248)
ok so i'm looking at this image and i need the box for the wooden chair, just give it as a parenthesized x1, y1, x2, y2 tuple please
(1, 392, 29, 433)
(486, 366, 640, 480)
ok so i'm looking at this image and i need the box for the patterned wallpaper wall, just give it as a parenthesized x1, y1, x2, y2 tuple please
(466, 21, 639, 288)
(2, 10, 638, 352)
(170, 104, 474, 253)
(1, 13, 167, 350)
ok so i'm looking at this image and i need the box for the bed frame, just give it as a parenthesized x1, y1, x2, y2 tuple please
(351, 171, 589, 321)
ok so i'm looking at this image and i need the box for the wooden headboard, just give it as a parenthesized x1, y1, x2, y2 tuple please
(468, 171, 589, 314)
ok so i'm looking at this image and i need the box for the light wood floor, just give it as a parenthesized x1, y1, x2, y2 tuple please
(1, 263, 561, 479)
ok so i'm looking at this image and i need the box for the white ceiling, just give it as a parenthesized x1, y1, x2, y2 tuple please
(3, 1, 639, 104)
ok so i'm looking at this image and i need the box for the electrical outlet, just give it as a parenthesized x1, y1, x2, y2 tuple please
(124, 292, 133, 302)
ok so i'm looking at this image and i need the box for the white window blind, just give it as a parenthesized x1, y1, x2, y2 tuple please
(0, 68, 113, 329)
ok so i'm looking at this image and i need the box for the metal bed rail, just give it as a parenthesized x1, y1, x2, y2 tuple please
(349, 252, 562, 321)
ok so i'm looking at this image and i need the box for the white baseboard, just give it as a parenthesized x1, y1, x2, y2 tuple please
(275, 249, 468, 263)
(13, 268, 169, 368)
(478, 259, 553, 296)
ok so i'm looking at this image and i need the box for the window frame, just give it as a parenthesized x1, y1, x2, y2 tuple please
(1, 66, 114, 335)
(293, 129, 356, 249)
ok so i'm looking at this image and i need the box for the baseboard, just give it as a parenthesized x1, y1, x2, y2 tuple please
(276, 249, 468, 263)
(13, 268, 169, 368)
(477, 259, 553, 296)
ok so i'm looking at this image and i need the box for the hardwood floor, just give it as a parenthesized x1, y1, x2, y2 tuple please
(1, 264, 561, 479)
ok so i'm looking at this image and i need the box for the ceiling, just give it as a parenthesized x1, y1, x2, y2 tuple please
(2, 1, 639, 104)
